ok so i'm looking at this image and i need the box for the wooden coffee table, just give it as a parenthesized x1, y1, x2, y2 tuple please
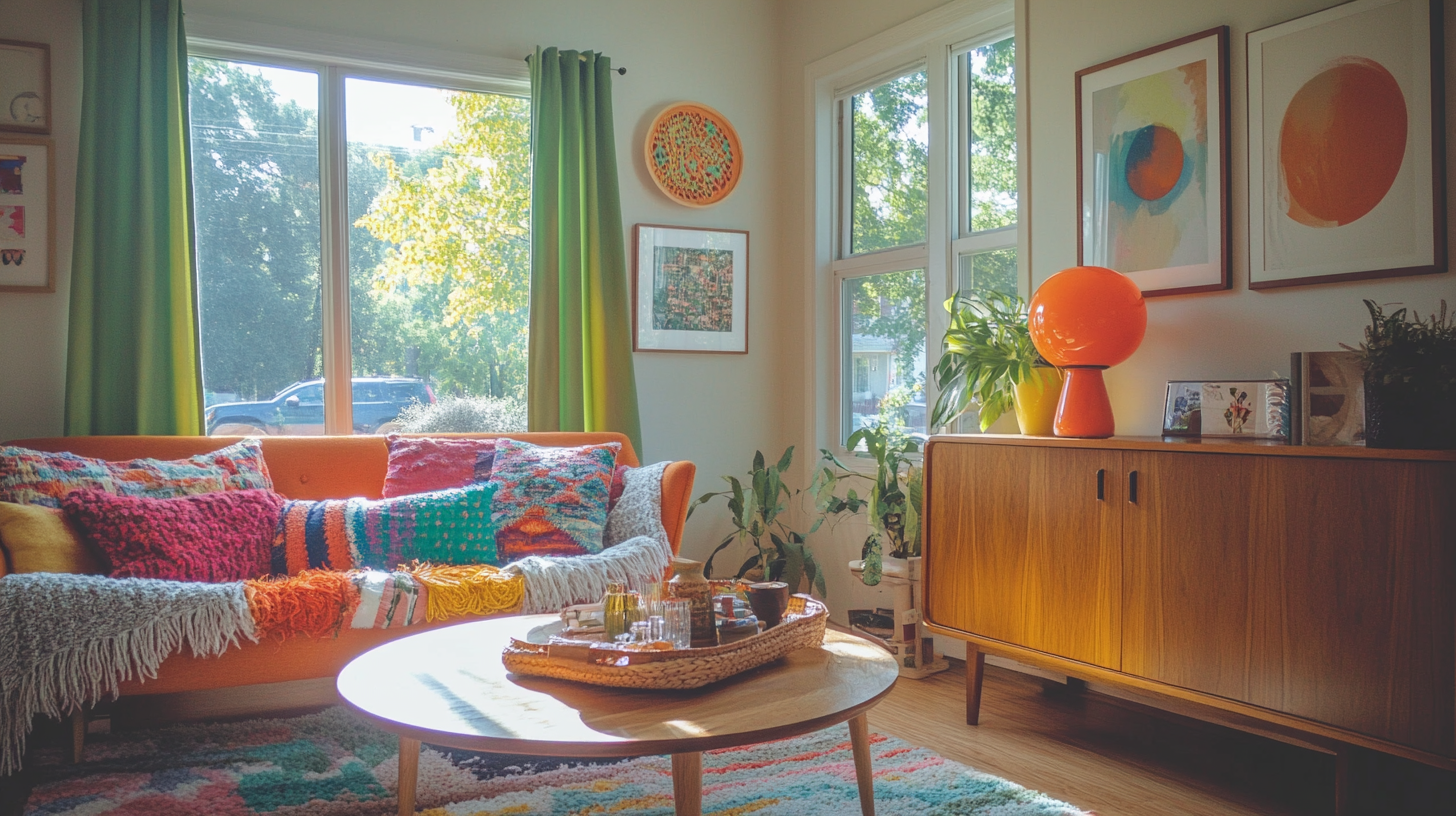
(337, 615, 899, 816)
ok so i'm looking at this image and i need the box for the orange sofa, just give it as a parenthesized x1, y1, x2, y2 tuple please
(0, 433, 695, 698)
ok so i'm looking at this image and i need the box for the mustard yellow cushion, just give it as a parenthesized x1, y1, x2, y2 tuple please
(0, 501, 105, 575)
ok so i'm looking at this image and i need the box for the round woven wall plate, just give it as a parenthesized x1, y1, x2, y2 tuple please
(644, 102, 743, 207)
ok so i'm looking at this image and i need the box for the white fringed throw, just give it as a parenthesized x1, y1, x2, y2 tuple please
(506, 461, 673, 613)
(0, 573, 256, 774)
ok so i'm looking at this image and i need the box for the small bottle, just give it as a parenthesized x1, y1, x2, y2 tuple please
(603, 582, 630, 640)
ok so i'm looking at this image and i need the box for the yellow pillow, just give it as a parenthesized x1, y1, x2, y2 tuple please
(0, 501, 106, 575)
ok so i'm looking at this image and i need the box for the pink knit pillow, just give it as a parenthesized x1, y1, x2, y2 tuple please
(61, 488, 285, 582)
(381, 436, 496, 498)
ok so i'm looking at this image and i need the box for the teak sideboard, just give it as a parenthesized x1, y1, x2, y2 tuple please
(922, 435, 1456, 770)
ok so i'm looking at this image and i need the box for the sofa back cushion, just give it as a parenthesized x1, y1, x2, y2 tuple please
(489, 439, 620, 561)
(381, 436, 496, 498)
(62, 488, 286, 582)
(0, 502, 106, 575)
(0, 439, 273, 508)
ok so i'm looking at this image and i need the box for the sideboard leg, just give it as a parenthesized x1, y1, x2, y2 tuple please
(1333, 749, 1351, 816)
(966, 647, 986, 726)
(397, 737, 420, 816)
(69, 708, 85, 764)
(848, 713, 875, 816)
(672, 751, 702, 816)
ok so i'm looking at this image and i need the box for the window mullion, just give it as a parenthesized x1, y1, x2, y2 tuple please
(319, 64, 353, 435)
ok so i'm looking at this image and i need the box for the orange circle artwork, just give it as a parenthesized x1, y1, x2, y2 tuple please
(645, 103, 743, 207)
(1279, 58, 1407, 227)
(1124, 124, 1184, 201)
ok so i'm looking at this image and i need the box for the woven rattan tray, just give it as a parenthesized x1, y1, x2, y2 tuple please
(502, 595, 829, 690)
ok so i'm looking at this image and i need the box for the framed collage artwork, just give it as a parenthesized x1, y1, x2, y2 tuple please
(1077, 27, 1230, 297)
(0, 135, 54, 293)
(632, 224, 748, 354)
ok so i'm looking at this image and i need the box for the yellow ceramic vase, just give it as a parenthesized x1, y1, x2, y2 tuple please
(1012, 367, 1065, 437)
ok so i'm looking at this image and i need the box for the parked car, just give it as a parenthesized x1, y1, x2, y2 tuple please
(205, 377, 435, 435)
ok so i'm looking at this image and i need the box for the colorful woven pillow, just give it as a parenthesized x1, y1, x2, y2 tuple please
(0, 439, 273, 508)
(381, 436, 496, 498)
(488, 439, 619, 561)
(61, 488, 285, 582)
(271, 481, 500, 574)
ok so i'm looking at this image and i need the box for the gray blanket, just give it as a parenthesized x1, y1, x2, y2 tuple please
(0, 573, 256, 774)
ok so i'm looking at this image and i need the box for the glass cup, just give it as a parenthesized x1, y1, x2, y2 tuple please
(661, 599, 693, 649)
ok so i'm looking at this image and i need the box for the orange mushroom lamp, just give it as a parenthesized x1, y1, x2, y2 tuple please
(1028, 266, 1147, 439)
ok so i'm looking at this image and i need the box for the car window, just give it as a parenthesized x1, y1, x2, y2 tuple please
(290, 384, 324, 405)
(388, 383, 426, 403)
(353, 382, 384, 402)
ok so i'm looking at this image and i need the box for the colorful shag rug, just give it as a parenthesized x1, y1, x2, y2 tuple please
(21, 707, 1087, 815)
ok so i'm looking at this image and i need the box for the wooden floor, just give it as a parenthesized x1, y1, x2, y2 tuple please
(5, 659, 1455, 815)
(868, 660, 1456, 816)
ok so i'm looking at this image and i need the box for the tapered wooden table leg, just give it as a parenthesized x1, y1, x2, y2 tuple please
(672, 752, 702, 816)
(397, 737, 420, 816)
(848, 713, 875, 816)
(69, 708, 86, 764)
(966, 647, 986, 725)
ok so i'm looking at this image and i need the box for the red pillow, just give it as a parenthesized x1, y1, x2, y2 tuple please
(382, 435, 632, 509)
(61, 488, 284, 582)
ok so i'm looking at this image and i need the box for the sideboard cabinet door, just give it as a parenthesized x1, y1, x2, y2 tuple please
(1123, 451, 1456, 755)
(925, 442, 1122, 669)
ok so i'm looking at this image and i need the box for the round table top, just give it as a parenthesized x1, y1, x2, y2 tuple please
(336, 614, 899, 757)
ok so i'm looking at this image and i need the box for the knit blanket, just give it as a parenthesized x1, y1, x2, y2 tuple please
(0, 573, 256, 775)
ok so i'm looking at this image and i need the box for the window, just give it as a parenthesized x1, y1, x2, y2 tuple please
(190, 53, 529, 436)
(823, 11, 1019, 449)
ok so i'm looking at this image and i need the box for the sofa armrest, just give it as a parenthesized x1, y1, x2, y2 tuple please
(659, 461, 696, 557)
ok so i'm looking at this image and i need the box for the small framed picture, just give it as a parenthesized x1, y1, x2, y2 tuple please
(0, 135, 54, 292)
(632, 224, 748, 354)
(1162, 381, 1204, 436)
(1290, 351, 1366, 446)
(1199, 380, 1291, 440)
(0, 40, 51, 134)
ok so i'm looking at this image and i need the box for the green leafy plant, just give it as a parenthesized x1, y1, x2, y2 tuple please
(930, 289, 1048, 431)
(810, 424, 922, 587)
(686, 447, 827, 598)
(1343, 299, 1456, 391)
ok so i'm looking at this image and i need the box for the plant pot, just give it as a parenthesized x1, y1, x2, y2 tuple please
(1013, 367, 1065, 437)
(1364, 379, 1456, 449)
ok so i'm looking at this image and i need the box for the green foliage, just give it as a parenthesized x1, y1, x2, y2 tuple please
(848, 269, 927, 401)
(967, 38, 1018, 232)
(394, 394, 527, 433)
(1344, 300, 1456, 393)
(850, 71, 927, 254)
(930, 289, 1045, 431)
(686, 447, 827, 598)
(811, 424, 922, 587)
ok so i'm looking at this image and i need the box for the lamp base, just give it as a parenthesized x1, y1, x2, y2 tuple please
(1054, 366, 1115, 438)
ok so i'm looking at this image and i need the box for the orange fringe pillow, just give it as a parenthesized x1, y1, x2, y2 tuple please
(245, 569, 361, 640)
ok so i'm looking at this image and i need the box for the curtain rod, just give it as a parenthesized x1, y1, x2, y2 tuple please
(523, 53, 626, 75)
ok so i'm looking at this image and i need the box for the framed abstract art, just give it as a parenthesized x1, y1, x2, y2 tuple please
(1248, 0, 1445, 288)
(1077, 27, 1230, 297)
(632, 224, 748, 353)
(0, 135, 54, 293)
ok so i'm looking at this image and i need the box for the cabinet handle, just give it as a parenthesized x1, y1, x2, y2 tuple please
(1128, 470, 1139, 504)
(1096, 469, 1106, 501)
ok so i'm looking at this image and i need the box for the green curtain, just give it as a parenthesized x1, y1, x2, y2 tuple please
(528, 47, 644, 457)
(65, 0, 202, 436)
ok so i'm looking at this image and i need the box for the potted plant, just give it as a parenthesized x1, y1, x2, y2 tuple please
(930, 289, 1063, 435)
(810, 424, 921, 587)
(1344, 299, 1456, 449)
(687, 447, 828, 597)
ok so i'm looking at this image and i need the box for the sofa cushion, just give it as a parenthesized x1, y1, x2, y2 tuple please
(273, 481, 501, 573)
(0, 502, 106, 575)
(0, 439, 273, 508)
(381, 436, 496, 498)
(488, 439, 619, 560)
(61, 488, 285, 582)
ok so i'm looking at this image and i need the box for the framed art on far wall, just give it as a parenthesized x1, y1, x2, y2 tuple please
(0, 40, 51, 134)
(632, 224, 748, 353)
(1077, 27, 1230, 297)
(1248, 0, 1445, 288)
(0, 135, 54, 293)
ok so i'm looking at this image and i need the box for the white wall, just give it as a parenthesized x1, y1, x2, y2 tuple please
(1027, 0, 1456, 435)
(0, 0, 79, 440)
(0, 0, 789, 564)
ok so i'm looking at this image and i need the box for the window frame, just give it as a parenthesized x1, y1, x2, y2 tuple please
(185, 15, 529, 434)
(807, 0, 1022, 460)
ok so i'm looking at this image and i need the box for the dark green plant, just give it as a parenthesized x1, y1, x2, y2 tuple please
(930, 289, 1049, 432)
(686, 447, 827, 598)
(810, 425, 922, 587)
(1343, 299, 1456, 392)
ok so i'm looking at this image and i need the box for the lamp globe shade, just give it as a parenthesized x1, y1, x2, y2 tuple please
(1027, 266, 1146, 438)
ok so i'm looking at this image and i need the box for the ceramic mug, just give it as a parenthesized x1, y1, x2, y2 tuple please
(746, 581, 790, 628)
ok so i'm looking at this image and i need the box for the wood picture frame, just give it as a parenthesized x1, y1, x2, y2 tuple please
(1076, 27, 1231, 297)
(0, 40, 51, 135)
(0, 135, 55, 293)
(631, 224, 749, 354)
(1247, 0, 1446, 288)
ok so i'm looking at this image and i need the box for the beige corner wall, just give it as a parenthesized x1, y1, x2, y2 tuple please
(1027, 0, 1456, 434)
